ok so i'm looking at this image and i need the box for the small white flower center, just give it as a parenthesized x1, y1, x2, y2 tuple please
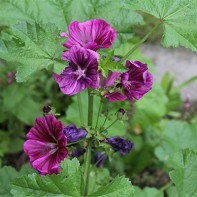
(76, 68, 85, 78)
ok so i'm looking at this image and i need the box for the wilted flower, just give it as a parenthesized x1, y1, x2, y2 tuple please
(24, 115, 68, 175)
(60, 19, 116, 51)
(63, 124, 87, 143)
(94, 152, 108, 168)
(71, 148, 86, 158)
(105, 137, 133, 155)
(53, 45, 100, 95)
(101, 61, 153, 101)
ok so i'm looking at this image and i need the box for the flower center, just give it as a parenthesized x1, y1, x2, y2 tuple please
(76, 68, 85, 78)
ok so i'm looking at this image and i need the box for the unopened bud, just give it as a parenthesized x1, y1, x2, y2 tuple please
(43, 106, 51, 113)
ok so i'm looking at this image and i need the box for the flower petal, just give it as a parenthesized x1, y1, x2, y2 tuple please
(105, 91, 127, 101)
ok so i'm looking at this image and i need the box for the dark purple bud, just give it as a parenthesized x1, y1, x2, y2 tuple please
(116, 108, 126, 120)
(64, 124, 87, 142)
(71, 148, 86, 158)
(118, 108, 125, 115)
(105, 137, 133, 155)
(112, 57, 121, 62)
(43, 106, 51, 113)
(94, 152, 108, 168)
(116, 83, 123, 89)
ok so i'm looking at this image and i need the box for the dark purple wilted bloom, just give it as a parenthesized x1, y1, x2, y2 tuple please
(105, 137, 133, 155)
(43, 106, 51, 113)
(94, 152, 108, 168)
(101, 60, 153, 101)
(60, 19, 116, 51)
(63, 124, 87, 143)
(71, 148, 86, 158)
(53, 45, 100, 95)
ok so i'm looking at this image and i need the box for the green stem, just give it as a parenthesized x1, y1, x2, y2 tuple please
(67, 139, 85, 147)
(121, 23, 161, 63)
(104, 118, 118, 131)
(84, 88, 94, 197)
(102, 110, 109, 128)
(159, 181, 173, 192)
(95, 98, 103, 130)
(77, 93, 84, 127)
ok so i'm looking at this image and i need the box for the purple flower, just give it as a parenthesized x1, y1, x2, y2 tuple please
(94, 152, 108, 168)
(101, 61, 153, 101)
(63, 124, 87, 143)
(60, 19, 116, 51)
(71, 148, 86, 158)
(105, 137, 133, 155)
(24, 115, 68, 175)
(43, 106, 51, 113)
(122, 60, 153, 101)
(53, 45, 100, 95)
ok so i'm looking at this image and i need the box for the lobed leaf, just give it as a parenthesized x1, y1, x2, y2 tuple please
(170, 149, 197, 197)
(124, 0, 197, 51)
(0, 22, 66, 82)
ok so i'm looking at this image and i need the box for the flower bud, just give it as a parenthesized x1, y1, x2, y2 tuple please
(105, 137, 133, 155)
(64, 124, 87, 143)
(71, 148, 86, 158)
(116, 108, 125, 120)
(94, 152, 108, 168)
(43, 106, 51, 113)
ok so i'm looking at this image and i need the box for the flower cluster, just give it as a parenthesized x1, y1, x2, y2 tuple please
(24, 19, 153, 176)
(53, 19, 153, 102)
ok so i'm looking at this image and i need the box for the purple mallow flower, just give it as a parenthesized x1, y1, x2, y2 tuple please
(101, 60, 153, 101)
(105, 137, 133, 155)
(71, 148, 86, 158)
(53, 45, 100, 95)
(63, 124, 87, 143)
(94, 152, 108, 168)
(60, 19, 116, 51)
(24, 115, 68, 175)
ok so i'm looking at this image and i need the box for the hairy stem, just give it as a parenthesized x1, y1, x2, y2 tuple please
(77, 92, 84, 127)
(159, 181, 173, 192)
(121, 22, 161, 63)
(84, 88, 94, 197)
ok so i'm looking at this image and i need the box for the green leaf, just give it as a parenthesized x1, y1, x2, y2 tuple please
(98, 51, 127, 77)
(0, 166, 19, 197)
(169, 149, 197, 197)
(131, 82, 168, 130)
(125, 0, 197, 51)
(11, 158, 84, 197)
(88, 176, 134, 197)
(0, 0, 144, 48)
(2, 83, 42, 125)
(0, 22, 65, 82)
(88, 168, 111, 194)
(0, 164, 36, 197)
(155, 121, 197, 168)
(134, 186, 164, 197)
